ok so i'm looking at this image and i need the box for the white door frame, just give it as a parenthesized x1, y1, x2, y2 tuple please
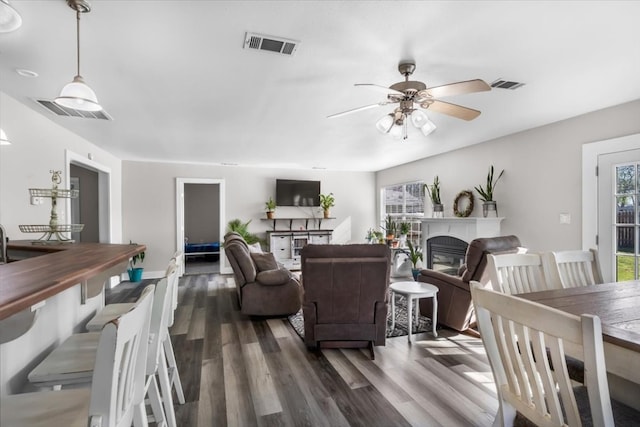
(582, 133, 640, 281)
(64, 150, 112, 243)
(176, 178, 227, 276)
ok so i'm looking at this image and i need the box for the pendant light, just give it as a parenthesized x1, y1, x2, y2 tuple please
(54, 0, 102, 112)
(0, 0, 21, 33)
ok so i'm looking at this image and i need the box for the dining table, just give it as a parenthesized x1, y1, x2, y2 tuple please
(518, 280, 640, 410)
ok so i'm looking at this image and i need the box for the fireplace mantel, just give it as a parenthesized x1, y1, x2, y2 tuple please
(421, 217, 504, 249)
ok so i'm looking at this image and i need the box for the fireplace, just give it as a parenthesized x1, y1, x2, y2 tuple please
(426, 236, 468, 275)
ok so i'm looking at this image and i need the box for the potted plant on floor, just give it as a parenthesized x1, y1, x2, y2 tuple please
(425, 176, 443, 218)
(407, 240, 423, 280)
(226, 219, 261, 246)
(474, 166, 505, 217)
(128, 241, 145, 282)
(319, 193, 335, 219)
(265, 197, 276, 219)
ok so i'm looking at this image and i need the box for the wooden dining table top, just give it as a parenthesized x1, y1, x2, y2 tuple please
(518, 280, 640, 354)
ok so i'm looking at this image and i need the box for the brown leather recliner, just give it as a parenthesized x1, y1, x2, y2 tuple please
(301, 244, 390, 358)
(417, 235, 522, 332)
(224, 232, 302, 316)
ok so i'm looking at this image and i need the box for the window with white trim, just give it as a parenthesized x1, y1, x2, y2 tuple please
(381, 181, 424, 245)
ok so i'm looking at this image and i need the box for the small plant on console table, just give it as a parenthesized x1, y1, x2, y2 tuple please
(474, 165, 504, 217)
(407, 240, 423, 280)
(265, 197, 276, 219)
(128, 240, 145, 282)
(319, 193, 335, 219)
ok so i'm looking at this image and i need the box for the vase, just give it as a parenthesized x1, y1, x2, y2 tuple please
(432, 204, 444, 218)
(412, 268, 420, 281)
(128, 267, 143, 282)
(323, 209, 330, 219)
(266, 211, 275, 219)
(482, 201, 498, 218)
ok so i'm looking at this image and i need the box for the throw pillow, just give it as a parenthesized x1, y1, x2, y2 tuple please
(248, 242, 263, 253)
(256, 268, 291, 286)
(251, 252, 279, 272)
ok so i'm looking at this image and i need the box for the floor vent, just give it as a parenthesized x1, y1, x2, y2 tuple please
(35, 99, 113, 120)
(244, 32, 299, 56)
(491, 79, 525, 90)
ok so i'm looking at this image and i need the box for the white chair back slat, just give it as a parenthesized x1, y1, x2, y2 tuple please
(550, 249, 603, 288)
(488, 253, 551, 295)
(89, 284, 155, 427)
(470, 282, 614, 427)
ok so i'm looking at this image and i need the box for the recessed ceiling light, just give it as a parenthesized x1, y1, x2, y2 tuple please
(312, 166, 326, 170)
(221, 162, 239, 166)
(16, 68, 38, 78)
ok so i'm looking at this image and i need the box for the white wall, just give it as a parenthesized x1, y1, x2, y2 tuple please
(377, 99, 640, 252)
(122, 161, 376, 274)
(0, 91, 123, 396)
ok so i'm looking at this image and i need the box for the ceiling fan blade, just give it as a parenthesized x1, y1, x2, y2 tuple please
(327, 101, 393, 119)
(423, 100, 481, 121)
(354, 83, 404, 96)
(421, 79, 491, 98)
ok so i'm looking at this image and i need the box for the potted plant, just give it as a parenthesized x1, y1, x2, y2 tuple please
(474, 166, 505, 217)
(425, 176, 443, 218)
(319, 193, 335, 219)
(128, 241, 145, 282)
(226, 218, 261, 245)
(384, 215, 397, 241)
(407, 240, 423, 280)
(398, 222, 411, 247)
(265, 197, 276, 219)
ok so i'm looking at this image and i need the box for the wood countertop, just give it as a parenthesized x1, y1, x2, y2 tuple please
(0, 241, 145, 321)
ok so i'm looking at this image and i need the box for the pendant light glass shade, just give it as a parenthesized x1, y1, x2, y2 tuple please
(375, 114, 394, 134)
(0, 0, 22, 33)
(55, 75, 102, 111)
(0, 128, 11, 145)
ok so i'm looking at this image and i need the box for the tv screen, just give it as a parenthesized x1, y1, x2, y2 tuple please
(276, 179, 320, 207)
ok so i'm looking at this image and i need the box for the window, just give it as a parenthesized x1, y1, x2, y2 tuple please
(382, 181, 424, 245)
(615, 162, 639, 280)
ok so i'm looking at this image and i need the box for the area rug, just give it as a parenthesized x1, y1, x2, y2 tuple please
(287, 292, 433, 339)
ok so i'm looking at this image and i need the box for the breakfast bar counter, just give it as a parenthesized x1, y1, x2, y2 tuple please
(0, 241, 145, 321)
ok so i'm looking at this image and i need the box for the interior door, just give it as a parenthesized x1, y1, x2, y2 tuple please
(598, 149, 640, 282)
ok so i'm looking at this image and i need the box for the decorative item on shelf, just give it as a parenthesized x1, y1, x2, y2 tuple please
(407, 240, 423, 280)
(265, 197, 276, 219)
(398, 222, 410, 247)
(384, 215, 397, 241)
(474, 165, 504, 218)
(319, 193, 335, 219)
(425, 175, 443, 218)
(18, 170, 84, 244)
(127, 240, 145, 282)
(453, 190, 475, 218)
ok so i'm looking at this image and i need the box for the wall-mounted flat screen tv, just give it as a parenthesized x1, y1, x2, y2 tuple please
(276, 179, 321, 207)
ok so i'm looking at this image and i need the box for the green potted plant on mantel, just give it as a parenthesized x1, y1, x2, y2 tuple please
(407, 240, 423, 280)
(474, 166, 505, 217)
(319, 193, 335, 219)
(265, 197, 276, 219)
(425, 176, 443, 218)
(128, 241, 145, 282)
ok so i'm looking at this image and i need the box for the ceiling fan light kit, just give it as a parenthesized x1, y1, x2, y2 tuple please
(329, 61, 490, 140)
(54, 0, 102, 112)
(0, 0, 21, 33)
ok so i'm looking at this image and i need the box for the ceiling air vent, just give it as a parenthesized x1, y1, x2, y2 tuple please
(244, 32, 299, 56)
(35, 99, 113, 120)
(491, 79, 525, 90)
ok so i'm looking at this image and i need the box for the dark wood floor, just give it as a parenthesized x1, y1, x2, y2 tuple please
(107, 273, 499, 427)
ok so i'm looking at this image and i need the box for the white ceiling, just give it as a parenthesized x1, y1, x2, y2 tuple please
(1, 1, 639, 171)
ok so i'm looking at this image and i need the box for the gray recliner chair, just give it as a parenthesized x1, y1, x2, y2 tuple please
(417, 235, 523, 332)
(224, 232, 302, 316)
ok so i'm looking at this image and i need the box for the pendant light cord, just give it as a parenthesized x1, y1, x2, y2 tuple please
(76, 10, 81, 76)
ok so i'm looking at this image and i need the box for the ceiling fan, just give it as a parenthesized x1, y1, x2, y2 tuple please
(328, 61, 491, 139)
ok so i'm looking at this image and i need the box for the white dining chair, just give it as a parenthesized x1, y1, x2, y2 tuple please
(469, 283, 640, 426)
(29, 267, 179, 427)
(545, 248, 603, 288)
(2, 284, 155, 427)
(487, 253, 554, 295)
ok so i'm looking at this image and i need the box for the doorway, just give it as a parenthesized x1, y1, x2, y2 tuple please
(176, 178, 226, 276)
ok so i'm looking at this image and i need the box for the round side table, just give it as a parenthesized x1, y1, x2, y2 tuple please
(390, 281, 438, 342)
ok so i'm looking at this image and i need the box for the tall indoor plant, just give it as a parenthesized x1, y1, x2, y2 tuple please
(474, 166, 505, 217)
(425, 176, 443, 217)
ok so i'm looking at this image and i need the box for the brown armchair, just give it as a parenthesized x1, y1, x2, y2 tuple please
(301, 244, 390, 358)
(224, 232, 302, 316)
(417, 235, 522, 332)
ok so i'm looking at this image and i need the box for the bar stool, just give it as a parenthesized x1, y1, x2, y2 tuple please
(2, 285, 155, 427)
